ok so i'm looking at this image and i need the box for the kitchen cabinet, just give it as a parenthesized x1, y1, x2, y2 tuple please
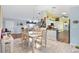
(46, 30, 57, 41)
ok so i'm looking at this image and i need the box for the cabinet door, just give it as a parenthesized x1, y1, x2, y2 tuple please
(47, 30, 56, 40)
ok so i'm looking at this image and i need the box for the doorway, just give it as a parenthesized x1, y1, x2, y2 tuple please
(57, 17, 70, 43)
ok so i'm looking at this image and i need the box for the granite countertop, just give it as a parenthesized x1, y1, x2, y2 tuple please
(47, 28, 57, 30)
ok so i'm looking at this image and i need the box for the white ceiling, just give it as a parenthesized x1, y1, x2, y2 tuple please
(2, 5, 79, 20)
(2, 5, 37, 20)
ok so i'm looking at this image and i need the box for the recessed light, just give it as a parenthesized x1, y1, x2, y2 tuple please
(52, 7, 56, 9)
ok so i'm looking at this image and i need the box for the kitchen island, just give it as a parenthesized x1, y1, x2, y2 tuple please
(46, 28, 58, 41)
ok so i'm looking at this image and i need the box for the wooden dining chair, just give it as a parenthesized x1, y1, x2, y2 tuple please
(21, 28, 29, 47)
(21, 27, 37, 52)
(37, 28, 43, 45)
(34, 28, 46, 48)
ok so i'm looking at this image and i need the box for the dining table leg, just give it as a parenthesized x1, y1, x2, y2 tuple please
(41, 38, 42, 46)
(32, 37, 35, 53)
(45, 31, 47, 48)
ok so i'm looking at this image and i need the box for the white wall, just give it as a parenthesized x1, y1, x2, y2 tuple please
(0, 6, 2, 28)
(69, 6, 79, 46)
(2, 5, 37, 20)
(3, 18, 26, 33)
(0, 6, 2, 39)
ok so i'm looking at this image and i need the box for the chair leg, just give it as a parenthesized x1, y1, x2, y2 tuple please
(35, 40, 37, 48)
(41, 38, 42, 46)
(27, 39, 30, 47)
(22, 40, 25, 48)
(32, 38, 35, 53)
(45, 39, 47, 48)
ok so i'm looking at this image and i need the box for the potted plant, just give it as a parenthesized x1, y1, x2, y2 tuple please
(75, 45, 79, 49)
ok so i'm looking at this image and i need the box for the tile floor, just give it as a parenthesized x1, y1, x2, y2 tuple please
(13, 38, 79, 53)
(0, 38, 79, 53)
